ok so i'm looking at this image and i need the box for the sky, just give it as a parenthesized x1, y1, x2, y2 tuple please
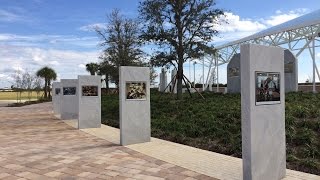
(0, 0, 319, 88)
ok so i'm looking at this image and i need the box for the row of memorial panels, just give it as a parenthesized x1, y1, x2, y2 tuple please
(54, 82, 148, 100)
(55, 86, 98, 96)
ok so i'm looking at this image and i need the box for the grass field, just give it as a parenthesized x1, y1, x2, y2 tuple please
(0, 91, 42, 100)
(101, 90, 320, 175)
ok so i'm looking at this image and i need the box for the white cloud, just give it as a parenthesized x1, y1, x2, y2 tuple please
(0, 32, 101, 88)
(0, 33, 99, 49)
(264, 14, 299, 26)
(0, 73, 12, 85)
(0, 45, 100, 87)
(214, 12, 266, 45)
(214, 9, 309, 46)
(78, 64, 86, 69)
(213, 31, 258, 45)
(49, 61, 60, 66)
(216, 12, 266, 33)
(0, 9, 21, 22)
(262, 9, 308, 26)
(79, 23, 106, 32)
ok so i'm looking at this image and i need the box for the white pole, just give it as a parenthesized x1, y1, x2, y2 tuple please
(312, 38, 316, 93)
(209, 70, 213, 91)
(193, 62, 196, 85)
(189, 60, 191, 87)
(216, 57, 219, 92)
(202, 57, 205, 91)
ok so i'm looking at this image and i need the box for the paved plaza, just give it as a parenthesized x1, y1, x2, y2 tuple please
(0, 103, 319, 180)
(0, 103, 213, 180)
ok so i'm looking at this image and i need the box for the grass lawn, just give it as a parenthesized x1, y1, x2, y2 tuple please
(101, 90, 320, 175)
(0, 91, 41, 100)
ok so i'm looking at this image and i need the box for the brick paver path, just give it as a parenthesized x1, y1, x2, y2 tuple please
(0, 103, 215, 180)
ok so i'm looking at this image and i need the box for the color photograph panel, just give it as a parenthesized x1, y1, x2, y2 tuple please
(63, 87, 76, 95)
(228, 67, 240, 77)
(255, 72, 280, 105)
(55, 88, 61, 95)
(126, 82, 147, 100)
(82, 86, 98, 96)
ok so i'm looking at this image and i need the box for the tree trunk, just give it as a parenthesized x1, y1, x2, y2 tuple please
(48, 80, 51, 99)
(44, 79, 48, 98)
(105, 74, 109, 91)
(115, 80, 120, 93)
(177, 59, 183, 99)
(175, 3, 184, 100)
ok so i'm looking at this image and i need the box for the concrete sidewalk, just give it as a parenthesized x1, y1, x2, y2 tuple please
(0, 99, 38, 107)
(79, 124, 320, 180)
(0, 100, 17, 107)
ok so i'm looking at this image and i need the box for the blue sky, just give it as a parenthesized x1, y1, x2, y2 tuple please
(0, 0, 319, 88)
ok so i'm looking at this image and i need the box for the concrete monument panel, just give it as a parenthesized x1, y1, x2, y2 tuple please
(52, 82, 61, 115)
(241, 44, 286, 180)
(227, 53, 241, 93)
(170, 69, 177, 93)
(120, 66, 150, 146)
(61, 79, 79, 120)
(284, 49, 298, 92)
(227, 50, 297, 93)
(159, 68, 168, 92)
(78, 75, 101, 129)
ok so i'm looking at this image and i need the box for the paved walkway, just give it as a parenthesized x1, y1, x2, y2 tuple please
(0, 100, 38, 107)
(0, 103, 213, 180)
(81, 124, 320, 180)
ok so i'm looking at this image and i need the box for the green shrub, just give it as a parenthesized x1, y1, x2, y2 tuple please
(101, 91, 320, 175)
(292, 105, 307, 118)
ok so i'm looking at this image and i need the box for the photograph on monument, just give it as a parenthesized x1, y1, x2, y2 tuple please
(63, 87, 76, 95)
(82, 86, 98, 96)
(55, 88, 61, 95)
(284, 62, 294, 73)
(125, 82, 147, 100)
(228, 67, 240, 77)
(255, 72, 280, 105)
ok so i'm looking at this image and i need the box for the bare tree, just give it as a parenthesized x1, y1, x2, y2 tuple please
(11, 70, 23, 103)
(95, 9, 144, 87)
(33, 77, 43, 99)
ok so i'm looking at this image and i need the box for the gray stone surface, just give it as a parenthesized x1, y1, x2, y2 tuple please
(227, 50, 297, 93)
(227, 53, 241, 93)
(170, 69, 177, 93)
(284, 49, 298, 92)
(78, 75, 101, 129)
(159, 68, 168, 92)
(52, 82, 61, 115)
(61, 79, 79, 120)
(241, 44, 286, 180)
(120, 66, 150, 146)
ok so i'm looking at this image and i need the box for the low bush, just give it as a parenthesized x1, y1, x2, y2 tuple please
(101, 91, 320, 175)
(7, 98, 51, 107)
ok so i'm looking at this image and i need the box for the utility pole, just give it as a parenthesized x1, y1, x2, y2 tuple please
(189, 60, 191, 87)
(202, 57, 205, 91)
(193, 61, 197, 86)
(215, 56, 219, 93)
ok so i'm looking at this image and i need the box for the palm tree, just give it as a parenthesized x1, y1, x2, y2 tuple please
(86, 63, 99, 75)
(36, 66, 57, 99)
(98, 61, 115, 91)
